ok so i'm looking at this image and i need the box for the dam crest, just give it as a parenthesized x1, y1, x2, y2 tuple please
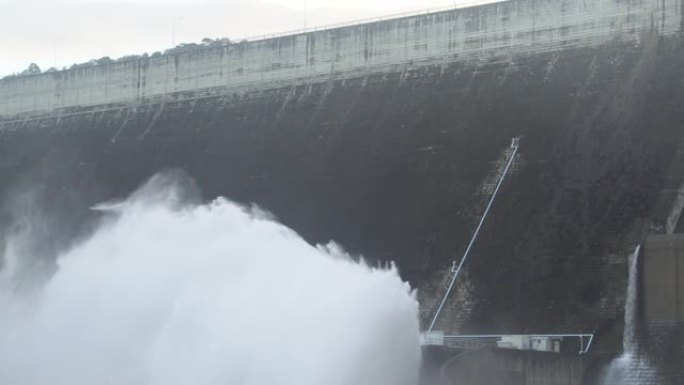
(0, 0, 681, 119)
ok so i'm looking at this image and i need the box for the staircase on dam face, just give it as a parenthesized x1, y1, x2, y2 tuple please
(419, 269, 476, 333)
(424, 140, 519, 334)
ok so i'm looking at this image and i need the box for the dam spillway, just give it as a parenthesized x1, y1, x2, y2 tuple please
(2, 0, 684, 378)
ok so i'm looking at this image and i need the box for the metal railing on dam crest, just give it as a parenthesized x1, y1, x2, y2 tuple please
(0, 0, 681, 119)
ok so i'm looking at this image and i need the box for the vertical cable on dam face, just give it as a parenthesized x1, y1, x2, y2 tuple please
(428, 138, 519, 332)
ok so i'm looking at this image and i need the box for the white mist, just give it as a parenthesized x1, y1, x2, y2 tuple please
(0, 174, 421, 385)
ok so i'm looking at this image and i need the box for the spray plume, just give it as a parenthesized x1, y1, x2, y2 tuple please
(0, 173, 421, 385)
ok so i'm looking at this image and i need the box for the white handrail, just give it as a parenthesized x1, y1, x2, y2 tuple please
(439, 333, 596, 354)
(428, 137, 519, 332)
(239, 0, 509, 43)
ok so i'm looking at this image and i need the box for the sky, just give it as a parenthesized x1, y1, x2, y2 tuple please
(0, 0, 484, 77)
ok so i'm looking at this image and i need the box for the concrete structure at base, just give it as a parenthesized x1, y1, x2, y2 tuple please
(0, 0, 682, 118)
(640, 235, 684, 384)
(440, 348, 589, 385)
(644, 234, 684, 322)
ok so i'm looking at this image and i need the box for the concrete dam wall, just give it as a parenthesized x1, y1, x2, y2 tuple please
(0, 0, 681, 118)
(1, 0, 684, 344)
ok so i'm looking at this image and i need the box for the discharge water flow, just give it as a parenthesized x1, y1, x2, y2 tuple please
(624, 246, 641, 354)
(603, 245, 655, 384)
(0, 174, 422, 385)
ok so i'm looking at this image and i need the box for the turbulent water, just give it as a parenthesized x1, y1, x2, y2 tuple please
(0, 173, 422, 385)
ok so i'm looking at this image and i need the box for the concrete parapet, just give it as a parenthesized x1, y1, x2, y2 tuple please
(0, 0, 681, 119)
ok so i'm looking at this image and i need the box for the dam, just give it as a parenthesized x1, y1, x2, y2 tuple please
(2, 0, 684, 383)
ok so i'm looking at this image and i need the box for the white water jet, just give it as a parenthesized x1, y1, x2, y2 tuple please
(624, 245, 641, 355)
(0, 174, 421, 385)
(603, 245, 655, 385)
